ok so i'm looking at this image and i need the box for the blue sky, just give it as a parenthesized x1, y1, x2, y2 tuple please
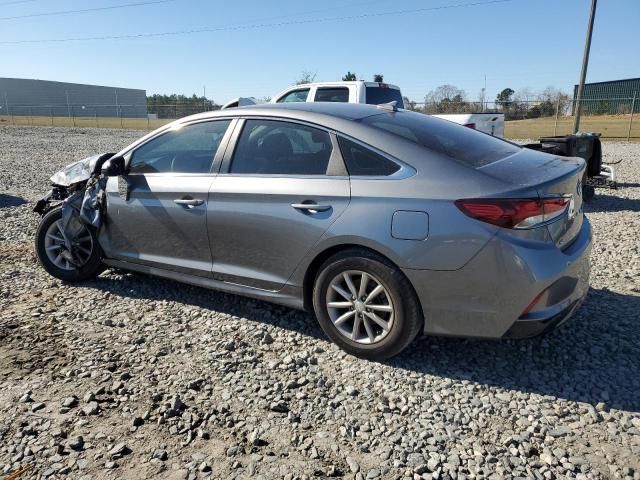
(1, 0, 638, 103)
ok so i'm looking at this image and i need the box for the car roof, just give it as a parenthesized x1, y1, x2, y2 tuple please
(179, 102, 390, 124)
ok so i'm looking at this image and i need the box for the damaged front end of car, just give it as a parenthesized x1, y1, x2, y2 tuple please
(34, 153, 118, 267)
(34, 153, 116, 215)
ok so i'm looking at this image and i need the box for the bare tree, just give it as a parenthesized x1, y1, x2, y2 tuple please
(424, 85, 467, 113)
(513, 87, 534, 119)
(403, 96, 417, 111)
(296, 71, 317, 85)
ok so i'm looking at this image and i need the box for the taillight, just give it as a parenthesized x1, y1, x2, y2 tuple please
(464, 123, 476, 129)
(455, 197, 570, 229)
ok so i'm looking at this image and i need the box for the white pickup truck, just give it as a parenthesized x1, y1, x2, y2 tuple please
(222, 81, 505, 137)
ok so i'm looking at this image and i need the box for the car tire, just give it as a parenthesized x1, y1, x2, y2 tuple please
(35, 207, 105, 283)
(312, 249, 422, 360)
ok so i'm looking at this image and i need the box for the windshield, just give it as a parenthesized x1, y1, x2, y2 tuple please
(361, 111, 520, 167)
(365, 87, 404, 108)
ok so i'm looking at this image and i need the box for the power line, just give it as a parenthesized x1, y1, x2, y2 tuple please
(0, 0, 176, 21)
(0, 0, 39, 5)
(0, 0, 516, 45)
(218, 0, 414, 27)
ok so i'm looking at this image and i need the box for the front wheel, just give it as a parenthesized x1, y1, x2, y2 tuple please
(312, 249, 422, 360)
(35, 207, 104, 282)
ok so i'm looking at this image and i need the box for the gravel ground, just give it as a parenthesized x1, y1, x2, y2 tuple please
(1, 126, 639, 480)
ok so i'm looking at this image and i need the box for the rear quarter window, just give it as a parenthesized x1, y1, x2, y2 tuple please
(338, 137, 400, 176)
(362, 112, 520, 168)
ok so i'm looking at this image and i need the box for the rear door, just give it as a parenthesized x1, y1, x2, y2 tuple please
(207, 118, 350, 290)
(100, 119, 233, 276)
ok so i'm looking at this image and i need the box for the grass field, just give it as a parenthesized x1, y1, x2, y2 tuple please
(1, 113, 638, 140)
(505, 114, 639, 140)
(0, 114, 171, 130)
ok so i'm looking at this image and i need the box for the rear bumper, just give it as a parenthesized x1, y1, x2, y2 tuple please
(403, 217, 592, 339)
(502, 296, 585, 339)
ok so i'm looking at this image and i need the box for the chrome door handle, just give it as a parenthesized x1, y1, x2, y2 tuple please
(291, 203, 331, 213)
(174, 198, 204, 208)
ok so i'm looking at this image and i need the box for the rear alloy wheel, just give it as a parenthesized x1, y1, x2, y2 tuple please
(326, 270, 395, 345)
(313, 249, 422, 360)
(35, 207, 104, 282)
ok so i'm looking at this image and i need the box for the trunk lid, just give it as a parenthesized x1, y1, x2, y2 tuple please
(478, 148, 586, 248)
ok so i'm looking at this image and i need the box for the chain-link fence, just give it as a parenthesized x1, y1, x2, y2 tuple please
(408, 97, 639, 140)
(0, 97, 638, 139)
(0, 103, 221, 130)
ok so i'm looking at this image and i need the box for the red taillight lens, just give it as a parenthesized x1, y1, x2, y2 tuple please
(455, 198, 570, 229)
(464, 122, 476, 129)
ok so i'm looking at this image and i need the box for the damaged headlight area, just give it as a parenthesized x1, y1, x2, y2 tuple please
(34, 152, 115, 232)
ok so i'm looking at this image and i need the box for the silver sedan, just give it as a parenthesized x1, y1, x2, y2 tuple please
(34, 103, 591, 359)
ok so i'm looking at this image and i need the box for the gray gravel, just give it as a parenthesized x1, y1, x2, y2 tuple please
(1, 125, 639, 479)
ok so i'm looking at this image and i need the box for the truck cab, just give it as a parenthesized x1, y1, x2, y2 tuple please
(272, 81, 405, 109)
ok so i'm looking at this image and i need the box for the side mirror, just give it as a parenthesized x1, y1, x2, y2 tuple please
(101, 156, 126, 176)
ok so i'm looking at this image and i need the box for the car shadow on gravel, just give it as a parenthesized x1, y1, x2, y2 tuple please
(390, 287, 640, 413)
(584, 190, 640, 213)
(87, 270, 640, 413)
(86, 271, 327, 339)
(0, 194, 28, 209)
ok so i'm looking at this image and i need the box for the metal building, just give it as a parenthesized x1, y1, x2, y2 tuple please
(0, 77, 147, 118)
(573, 77, 640, 115)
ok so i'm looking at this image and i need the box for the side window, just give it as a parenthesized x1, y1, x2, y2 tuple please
(338, 137, 400, 176)
(129, 120, 231, 174)
(230, 120, 332, 175)
(276, 89, 310, 103)
(314, 87, 349, 102)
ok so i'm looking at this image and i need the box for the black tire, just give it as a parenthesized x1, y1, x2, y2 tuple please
(35, 207, 105, 282)
(312, 249, 423, 360)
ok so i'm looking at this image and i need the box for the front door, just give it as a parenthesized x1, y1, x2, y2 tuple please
(207, 119, 350, 291)
(100, 119, 232, 277)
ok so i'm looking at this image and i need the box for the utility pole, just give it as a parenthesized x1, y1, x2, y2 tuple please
(203, 85, 206, 111)
(573, 0, 597, 133)
(483, 74, 487, 112)
(66, 90, 71, 118)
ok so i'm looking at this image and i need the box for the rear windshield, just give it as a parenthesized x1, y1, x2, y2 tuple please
(361, 111, 520, 167)
(365, 87, 405, 109)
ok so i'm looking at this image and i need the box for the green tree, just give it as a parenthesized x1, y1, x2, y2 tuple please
(496, 88, 514, 104)
(496, 88, 515, 118)
(342, 71, 357, 81)
(146, 93, 218, 119)
(373, 74, 384, 82)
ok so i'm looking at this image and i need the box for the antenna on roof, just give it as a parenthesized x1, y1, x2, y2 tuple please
(376, 101, 398, 112)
